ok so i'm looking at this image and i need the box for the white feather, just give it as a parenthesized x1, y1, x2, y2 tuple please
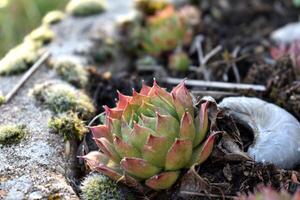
(219, 97, 300, 169)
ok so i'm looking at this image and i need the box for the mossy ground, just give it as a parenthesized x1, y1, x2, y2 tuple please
(80, 173, 122, 200)
(32, 81, 95, 119)
(42, 10, 65, 25)
(0, 41, 41, 75)
(0, 124, 26, 144)
(66, 0, 107, 16)
(0, 95, 5, 105)
(48, 112, 88, 140)
(51, 58, 88, 88)
(24, 25, 55, 45)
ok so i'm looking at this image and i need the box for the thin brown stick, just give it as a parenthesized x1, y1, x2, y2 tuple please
(5, 51, 50, 103)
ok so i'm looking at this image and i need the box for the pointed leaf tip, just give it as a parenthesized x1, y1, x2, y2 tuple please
(188, 131, 222, 167)
(103, 105, 123, 119)
(96, 137, 121, 163)
(146, 171, 180, 190)
(140, 80, 151, 95)
(90, 125, 112, 143)
(113, 135, 141, 158)
(165, 139, 192, 170)
(117, 91, 131, 109)
(120, 157, 161, 179)
(80, 151, 109, 169)
(180, 111, 195, 140)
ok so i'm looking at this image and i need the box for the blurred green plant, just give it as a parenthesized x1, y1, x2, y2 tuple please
(0, 0, 68, 57)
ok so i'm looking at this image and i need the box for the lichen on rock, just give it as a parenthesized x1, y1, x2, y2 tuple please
(0, 41, 41, 75)
(0, 124, 26, 145)
(66, 0, 107, 17)
(31, 81, 95, 119)
(42, 10, 65, 25)
(0, 93, 6, 106)
(80, 173, 122, 200)
(50, 58, 88, 88)
(48, 112, 88, 140)
(24, 25, 55, 45)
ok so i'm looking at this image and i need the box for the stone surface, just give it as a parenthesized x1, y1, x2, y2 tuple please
(0, 0, 133, 199)
(271, 22, 300, 44)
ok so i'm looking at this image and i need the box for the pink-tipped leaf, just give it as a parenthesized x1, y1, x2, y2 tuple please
(142, 135, 173, 167)
(120, 157, 161, 179)
(165, 139, 192, 170)
(145, 171, 180, 190)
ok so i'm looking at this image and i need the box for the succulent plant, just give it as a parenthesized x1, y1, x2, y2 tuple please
(178, 5, 201, 27)
(134, 0, 169, 15)
(168, 51, 191, 72)
(82, 80, 219, 190)
(142, 6, 187, 56)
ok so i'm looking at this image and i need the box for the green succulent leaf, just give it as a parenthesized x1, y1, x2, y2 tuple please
(165, 139, 192, 170)
(120, 157, 161, 179)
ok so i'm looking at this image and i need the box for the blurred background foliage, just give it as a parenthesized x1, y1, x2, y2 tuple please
(0, 0, 69, 57)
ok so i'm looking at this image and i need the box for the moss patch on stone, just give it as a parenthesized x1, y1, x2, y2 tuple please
(0, 41, 41, 76)
(48, 112, 88, 140)
(51, 59, 88, 88)
(81, 173, 122, 200)
(24, 25, 55, 45)
(0, 95, 6, 106)
(66, 0, 107, 17)
(0, 124, 26, 145)
(42, 10, 65, 25)
(32, 81, 95, 119)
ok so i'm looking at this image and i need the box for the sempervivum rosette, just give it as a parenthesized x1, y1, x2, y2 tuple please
(82, 80, 219, 190)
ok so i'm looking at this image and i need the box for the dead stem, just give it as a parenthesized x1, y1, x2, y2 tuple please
(231, 46, 241, 83)
(190, 35, 223, 80)
(162, 77, 266, 91)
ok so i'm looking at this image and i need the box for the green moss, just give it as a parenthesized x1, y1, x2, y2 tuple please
(0, 41, 41, 75)
(52, 59, 88, 88)
(42, 10, 65, 25)
(0, 124, 26, 145)
(0, 95, 6, 106)
(81, 173, 122, 200)
(48, 112, 88, 140)
(24, 25, 55, 45)
(66, 0, 107, 16)
(32, 82, 95, 119)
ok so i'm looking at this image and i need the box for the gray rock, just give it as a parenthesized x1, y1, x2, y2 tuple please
(271, 22, 300, 44)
